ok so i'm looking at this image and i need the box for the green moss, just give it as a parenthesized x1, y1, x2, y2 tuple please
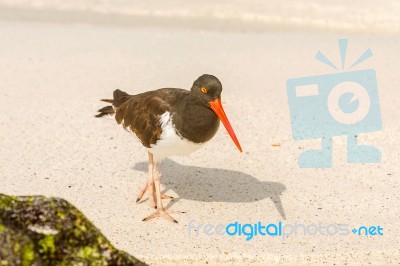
(21, 244, 35, 266)
(0, 194, 16, 209)
(13, 242, 20, 254)
(74, 218, 87, 232)
(80, 246, 100, 259)
(38, 235, 56, 256)
(26, 196, 34, 202)
(0, 223, 5, 232)
(96, 236, 107, 246)
(73, 228, 82, 238)
(56, 211, 66, 220)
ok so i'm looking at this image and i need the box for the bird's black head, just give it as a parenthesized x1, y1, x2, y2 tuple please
(191, 74, 222, 103)
(190, 74, 242, 153)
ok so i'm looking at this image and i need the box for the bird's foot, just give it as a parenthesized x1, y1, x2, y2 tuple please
(136, 181, 173, 208)
(160, 194, 174, 199)
(146, 191, 174, 209)
(142, 208, 178, 223)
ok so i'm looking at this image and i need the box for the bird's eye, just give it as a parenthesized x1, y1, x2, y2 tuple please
(200, 87, 208, 94)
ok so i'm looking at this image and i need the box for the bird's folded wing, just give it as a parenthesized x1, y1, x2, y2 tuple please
(115, 88, 188, 148)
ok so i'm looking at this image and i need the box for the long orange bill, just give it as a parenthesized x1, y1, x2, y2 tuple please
(209, 98, 242, 152)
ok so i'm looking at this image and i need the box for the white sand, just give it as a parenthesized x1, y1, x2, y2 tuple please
(0, 2, 399, 265)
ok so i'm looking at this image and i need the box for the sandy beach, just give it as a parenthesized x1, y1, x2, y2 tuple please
(0, 1, 399, 265)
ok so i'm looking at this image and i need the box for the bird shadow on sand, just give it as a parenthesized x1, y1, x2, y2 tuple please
(132, 159, 287, 219)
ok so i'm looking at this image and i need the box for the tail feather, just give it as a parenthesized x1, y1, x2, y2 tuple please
(95, 89, 133, 118)
(100, 99, 114, 104)
(95, 106, 115, 118)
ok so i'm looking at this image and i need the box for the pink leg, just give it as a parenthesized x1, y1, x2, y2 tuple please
(136, 152, 173, 208)
(136, 152, 156, 208)
(142, 161, 181, 223)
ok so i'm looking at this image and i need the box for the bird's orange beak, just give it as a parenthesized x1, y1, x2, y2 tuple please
(209, 98, 242, 152)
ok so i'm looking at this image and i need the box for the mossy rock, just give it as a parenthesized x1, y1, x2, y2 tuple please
(0, 194, 147, 266)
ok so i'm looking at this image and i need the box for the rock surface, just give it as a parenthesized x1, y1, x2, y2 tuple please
(0, 194, 147, 266)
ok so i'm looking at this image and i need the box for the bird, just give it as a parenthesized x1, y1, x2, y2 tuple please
(95, 74, 242, 223)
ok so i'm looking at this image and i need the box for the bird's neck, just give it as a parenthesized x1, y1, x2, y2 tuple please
(172, 96, 220, 144)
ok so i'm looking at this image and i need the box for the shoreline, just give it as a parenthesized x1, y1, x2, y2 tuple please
(0, 3, 399, 35)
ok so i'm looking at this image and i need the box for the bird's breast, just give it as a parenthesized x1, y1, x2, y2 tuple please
(172, 104, 220, 144)
(148, 112, 205, 161)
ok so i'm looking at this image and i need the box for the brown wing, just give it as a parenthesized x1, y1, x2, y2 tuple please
(115, 88, 189, 148)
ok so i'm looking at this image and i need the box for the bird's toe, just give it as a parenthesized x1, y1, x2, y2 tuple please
(142, 209, 178, 223)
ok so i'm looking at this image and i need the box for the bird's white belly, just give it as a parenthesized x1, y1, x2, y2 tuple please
(148, 112, 204, 161)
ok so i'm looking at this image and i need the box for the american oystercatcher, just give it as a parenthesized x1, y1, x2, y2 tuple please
(96, 74, 242, 223)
